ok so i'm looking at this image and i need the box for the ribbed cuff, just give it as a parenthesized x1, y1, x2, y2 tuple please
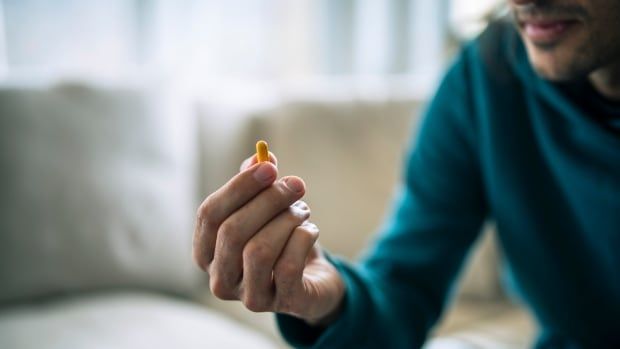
(275, 254, 371, 348)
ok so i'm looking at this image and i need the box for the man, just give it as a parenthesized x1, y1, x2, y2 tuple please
(192, 0, 620, 347)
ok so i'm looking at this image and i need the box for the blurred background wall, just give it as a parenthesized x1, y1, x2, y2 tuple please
(0, 0, 505, 88)
(0, 0, 504, 196)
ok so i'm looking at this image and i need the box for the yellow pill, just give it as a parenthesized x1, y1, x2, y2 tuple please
(256, 140, 269, 163)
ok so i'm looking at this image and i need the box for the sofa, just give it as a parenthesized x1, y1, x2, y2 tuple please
(0, 79, 536, 348)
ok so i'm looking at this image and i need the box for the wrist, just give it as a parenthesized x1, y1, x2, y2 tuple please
(304, 295, 345, 328)
(304, 276, 346, 327)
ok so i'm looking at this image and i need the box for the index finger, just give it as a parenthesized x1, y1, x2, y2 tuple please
(194, 161, 278, 270)
(199, 161, 278, 231)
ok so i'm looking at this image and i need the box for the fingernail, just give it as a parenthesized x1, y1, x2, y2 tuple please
(283, 177, 305, 193)
(253, 163, 275, 184)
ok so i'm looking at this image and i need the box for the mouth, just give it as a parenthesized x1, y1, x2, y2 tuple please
(519, 18, 581, 46)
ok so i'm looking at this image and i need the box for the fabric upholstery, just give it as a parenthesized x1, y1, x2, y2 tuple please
(0, 82, 200, 303)
(0, 291, 276, 349)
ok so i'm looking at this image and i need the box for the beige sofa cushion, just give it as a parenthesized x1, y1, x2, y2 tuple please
(0, 291, 276, 349)
(0, 82, 200, 303)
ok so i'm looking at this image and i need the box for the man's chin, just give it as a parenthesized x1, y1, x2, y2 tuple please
(531, 64, 574, 81)
(520, 27, 596, 82)
(525, 44, 589, 81)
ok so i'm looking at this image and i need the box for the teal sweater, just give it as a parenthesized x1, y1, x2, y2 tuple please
(276, 21, 620, 348)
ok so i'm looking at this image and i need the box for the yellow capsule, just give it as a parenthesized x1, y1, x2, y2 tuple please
(256, 140, 269, 163)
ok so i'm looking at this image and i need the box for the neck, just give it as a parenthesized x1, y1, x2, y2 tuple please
(589, 60, 620, 101)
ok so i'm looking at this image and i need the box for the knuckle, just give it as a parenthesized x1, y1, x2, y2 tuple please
(275, 260, 300, 280)
(192, 230, 201, 257)
(196, 204, 205, 222)
(242, 294, 270, 313)
(243, 242, 273, 265)
(293, 200, 309, 211)
(287, 206, 310, 224)
(274, 296, 297, 314)
(192, 247, 206, 270)
(196, 196, 212, 220)
(275, 302, 290, 314)
(219, 220, 239, 235)
(219, 222, 243, 248)
(194, 203, 220, 272)
(209, 276, 236, 300)
(197, 197, 219, 230)
(298, 224, 319, 242)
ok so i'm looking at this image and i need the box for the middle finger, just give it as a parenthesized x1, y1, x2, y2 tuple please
(209, 176, 306, 296)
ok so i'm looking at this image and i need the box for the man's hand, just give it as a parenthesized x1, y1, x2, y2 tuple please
(193, 153, 345, 325)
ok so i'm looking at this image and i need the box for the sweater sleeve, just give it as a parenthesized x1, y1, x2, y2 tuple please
(276, 45, 488, 348)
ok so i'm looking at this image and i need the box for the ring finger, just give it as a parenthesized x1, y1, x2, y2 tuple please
(240, 201, 311, 311)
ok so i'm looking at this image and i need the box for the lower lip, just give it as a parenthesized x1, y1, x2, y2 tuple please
(523, 21, 577, 45)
